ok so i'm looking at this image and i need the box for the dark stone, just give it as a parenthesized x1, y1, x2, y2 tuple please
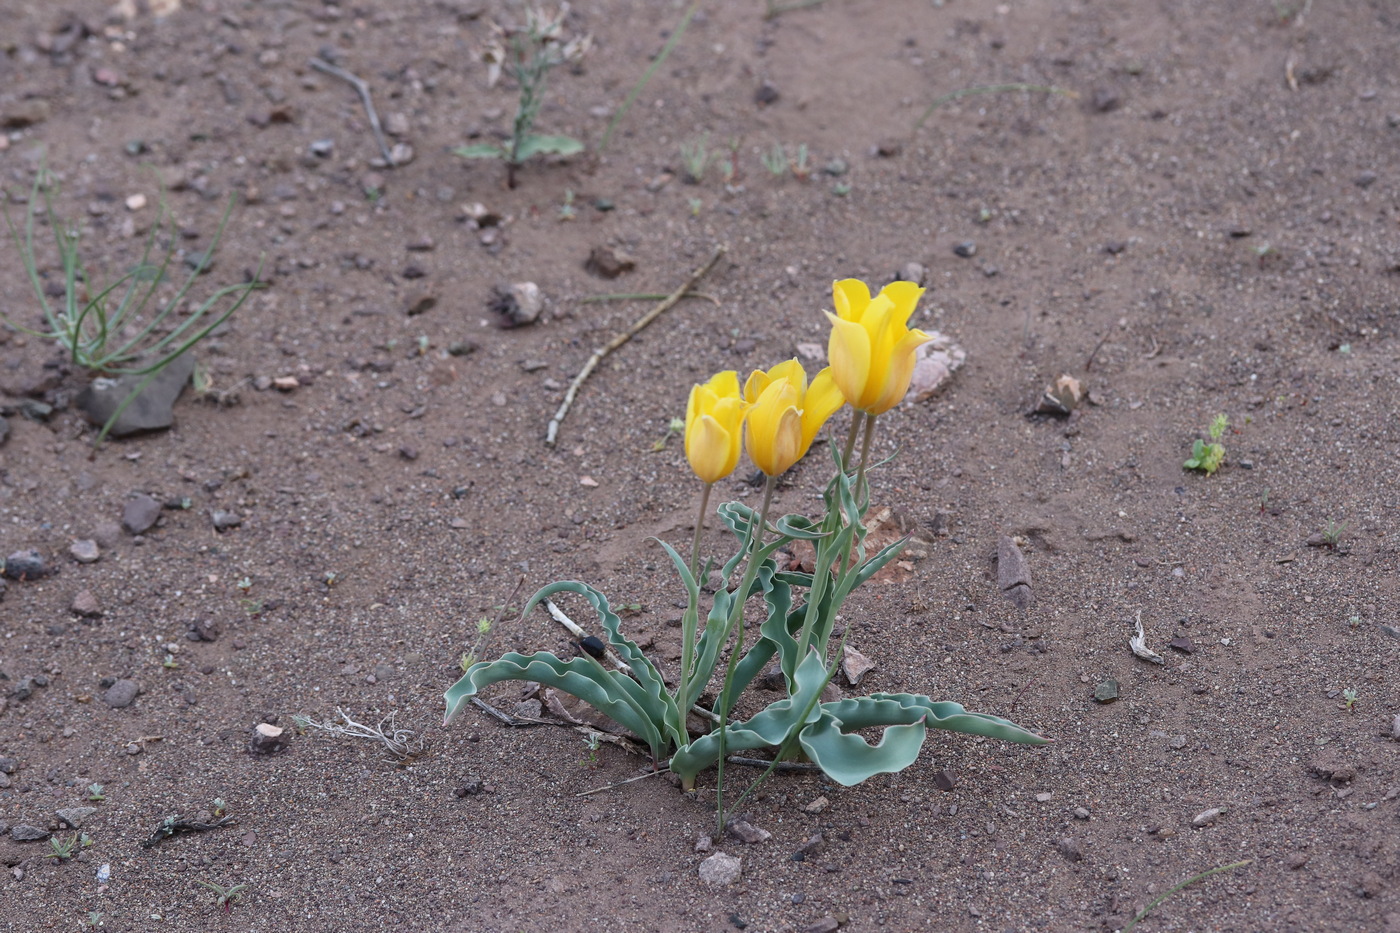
(210, 510, 242, 532)
(102, 679, 140, 709)
(1057, 837, 1085, 861)
(454, 776, 485, 797)
(0, 415, 8, 444)
(754, 81, 780, 106)
(953, 241, 977, 258)
(10, 824, 48, 842)
(56, 807, 97, 828)
(75, 352, 196, 437)
(996, 535, 1033, 609)
(1091, 88, 1121, 112)
(3, 550, 48, 581)
(187, 618, 222, 642)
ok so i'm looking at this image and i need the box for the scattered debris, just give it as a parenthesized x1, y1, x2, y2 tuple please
(294, 708, 424, 760)
(1034, 373, 1084, 416)
(140, 813, 237, 849)
(489, 282, 545, 328)
(584, 245, 636, 279)
(247, 723, 288, 755)
(996, 535, 1033, 610)
(1129, 612, 1165, 665)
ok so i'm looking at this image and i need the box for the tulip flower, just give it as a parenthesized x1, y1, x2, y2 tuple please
(685, 370, 744, 484)
(825, 279, 933, 415)
(743, 360, 844, 477)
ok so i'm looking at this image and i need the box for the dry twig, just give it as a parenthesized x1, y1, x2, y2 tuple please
(308, 57, 395, 166)
(545, 245, 727, 446)
(295, 708, 424, 759)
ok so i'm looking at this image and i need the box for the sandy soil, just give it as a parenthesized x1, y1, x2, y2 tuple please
(0, 0, 1398, 930)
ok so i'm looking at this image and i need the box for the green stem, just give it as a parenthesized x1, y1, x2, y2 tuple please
(1122, 860, 1252, 932)
(677, 482, 713, 718)
(856, 413, 877, 498)
(599, 0, 701, 152)
(841, 411, 865, 471)
(715, 476, 776, 836)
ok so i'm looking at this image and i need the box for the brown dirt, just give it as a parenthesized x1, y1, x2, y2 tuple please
(1, 0, 1398, 930)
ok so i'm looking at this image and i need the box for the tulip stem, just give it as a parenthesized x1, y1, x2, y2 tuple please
(678, 482, 713, 718)
(856, 413, 877, 495)
(715, 475, 776, 836)
(841, 412, 865, 471)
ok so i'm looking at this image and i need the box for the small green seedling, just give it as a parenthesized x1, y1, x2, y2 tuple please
(1340, 687, 1358, 711)
(46, 834, 80, 862)
(211, 798, 227, 818)
(162, 653, 179, 670)
(687, 197, 703, 218)
(680, 134, 711, 183)
(789, 143, 811, 181)
(459, 617, 495, 672)
(1321, 520, 1347, 547)
(558, 189, 577, 221)
(581, 732, 602, 769)
(649, 417, 686, 452)
(1184, 414, 1228, 475)
(195, 880, 247, 913)
(87, 783, 105, 802)
(760, 143, 787, 178)
(236, 576, 253, 593)
(454, 7, 589, 188)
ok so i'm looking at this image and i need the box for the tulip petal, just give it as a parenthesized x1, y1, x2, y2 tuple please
(833, 279, 871, 321)
(799, 367, 847, 454)
(867, 327, 933, 414)
(878, 281, 925, 328)
(686, 414, 731, 483)
(826, 311, 874, 410)
(746, 378, 801, 476)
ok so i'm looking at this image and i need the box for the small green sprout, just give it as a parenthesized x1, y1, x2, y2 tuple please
(211, 798, 227, 818)
(680, 134, 711, 183)
(649, 417, 686, 452)
(162, 653, 179, 670)
(1321, 520, 1347, 547)
(88, 783, 105, 802)
(1340, 687, 1358, 711)
(195, 880, 248, 913)
(46, 834, 80, 861)
(236, 577, 253, 593)
(1184, 414, 1228, 475)
(688, 197, 703, 217)
(581, 732, 602, 769)
(977, 206, 993, 223)
(760, 142, 787, 178)
(460, 617, 494, 671)
(453, 7, 590, 189)
(789, 143, 811, 181)
(558, 189, 577, 221)
(832, 182, 851, 197)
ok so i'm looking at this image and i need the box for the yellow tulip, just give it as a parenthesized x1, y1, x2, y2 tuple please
(825, 278, 933, 415)
(685, 370, 744, 484)
(742, 360, 844, 476)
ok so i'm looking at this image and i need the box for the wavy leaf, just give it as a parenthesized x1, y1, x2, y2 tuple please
(855, 693, 1051, 745)
(799, 707, 929, 787)
(442, 651, 666, 757)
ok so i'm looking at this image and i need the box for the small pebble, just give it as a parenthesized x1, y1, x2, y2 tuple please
(69, 540, 100, 563)
(2, 549, 47, 581)
(952, 241, 977, 258)
(102, 679, 140, 709)
(1192, 807, 1222, 827)
(698, 851, 742, 886)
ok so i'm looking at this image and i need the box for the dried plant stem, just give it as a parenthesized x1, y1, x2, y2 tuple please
(296, 708, 423, 759)
(580, 291, 718, 305)
(546, 245, 726, 446)
(308, 57, 395, 166)
(1122, 860, 1252, 932)
(599, 0, 701, 151)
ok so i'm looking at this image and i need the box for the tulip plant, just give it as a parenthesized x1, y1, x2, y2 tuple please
(445, 278, 1048, 830)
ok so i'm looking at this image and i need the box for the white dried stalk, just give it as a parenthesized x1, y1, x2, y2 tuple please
(295, 708, 424, 759)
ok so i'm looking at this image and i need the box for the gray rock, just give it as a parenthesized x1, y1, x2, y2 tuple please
(0, 415, 8, 445)
(2, 550, 48, 581)
(1057, 837, 1084, 861)
(71, 589, 103, 618)
(69, 539, 100, 563)
(10, 824, 49, 842)
(0, 756, 16, 773)
(800, 920, 840, 933)
(1391, 713, 1400, 741)
(489, 282, 544, 327)
(1192, 807, 1223, 827)
(56, 807, 98, 828)
(248, 722, 288, 754)
(996, 535, 1033, 610)
(698, 851, 742, 886)
(210, 510, 242, 532)
(726, 820, 771, 844)
(895, 262, 927, 286)
(93, 522, 123, 549)
(953, 240, 977, 258)
(841, 646, 876, 686)
(122, 494, 162, 535)
(102, 679, 140, 709)
(76, 352, 196, 437)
